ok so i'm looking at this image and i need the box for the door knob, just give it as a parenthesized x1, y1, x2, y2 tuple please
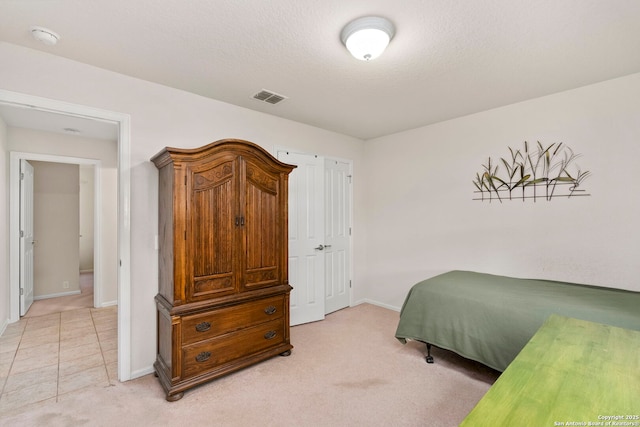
(314, 244, 332, 250)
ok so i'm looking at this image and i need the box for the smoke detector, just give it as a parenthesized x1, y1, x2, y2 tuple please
(30, 26, 60, 46)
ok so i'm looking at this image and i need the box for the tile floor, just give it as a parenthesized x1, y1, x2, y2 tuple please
(0, 306, 117, 412)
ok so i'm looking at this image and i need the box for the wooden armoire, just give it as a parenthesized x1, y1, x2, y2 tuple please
(151, 139, 295, 401)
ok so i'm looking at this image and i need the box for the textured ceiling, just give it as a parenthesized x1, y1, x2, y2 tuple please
(1, 0, 640, 140)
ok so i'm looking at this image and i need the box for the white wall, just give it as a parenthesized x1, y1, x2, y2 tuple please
(364, 72, 640, 309)
(79, 166, 94, 272)
(0, 115, 8, 334)
(31, 161, 80, 298)
(7, 127, 119, 306)
(0, 42, 366, 377)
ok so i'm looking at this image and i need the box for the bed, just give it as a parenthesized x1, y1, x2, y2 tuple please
(394, 270, 640, 372)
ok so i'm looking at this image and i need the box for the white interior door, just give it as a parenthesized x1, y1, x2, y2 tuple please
(20, 159, 35, 316)
(324, 159, 351, 314)
(278, 151, 325, 326)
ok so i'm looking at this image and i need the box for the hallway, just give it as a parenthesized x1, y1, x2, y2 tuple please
(0, 306, 117, 412)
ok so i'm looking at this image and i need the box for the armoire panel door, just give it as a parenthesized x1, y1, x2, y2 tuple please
(187, 158, 239, 301)
(243, 159, 282, 290)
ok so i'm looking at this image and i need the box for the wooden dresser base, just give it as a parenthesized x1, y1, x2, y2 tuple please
(154, 344, 292, 401)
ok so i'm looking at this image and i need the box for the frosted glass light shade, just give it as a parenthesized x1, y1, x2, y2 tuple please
(341, 16, 395, 61)
(30, 26, 60, 45)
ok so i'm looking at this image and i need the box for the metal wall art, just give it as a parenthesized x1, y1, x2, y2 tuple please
(473, 141, 591, 202)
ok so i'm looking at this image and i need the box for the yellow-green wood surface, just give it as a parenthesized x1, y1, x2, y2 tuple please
(460, 314, 640, 427)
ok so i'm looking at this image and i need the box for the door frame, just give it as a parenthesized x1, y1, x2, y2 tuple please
(274, 146, 354, 314)
(1, 89, 132, 381)
(19, 159, 34, 315)
(12, 153, 102, 310)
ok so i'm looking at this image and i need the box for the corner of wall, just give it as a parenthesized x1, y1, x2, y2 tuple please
(0, 115, 9, 331)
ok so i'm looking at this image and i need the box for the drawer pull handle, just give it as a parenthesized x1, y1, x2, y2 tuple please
(264, 330, 277, 340)
(264, 306, 277, 315)
(195, 322, 211, 332)
(195, 351, 211, 362)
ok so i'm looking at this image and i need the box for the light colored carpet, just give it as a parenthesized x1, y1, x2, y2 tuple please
(0, 303, 499, 426)
(23, 273, 94, 318)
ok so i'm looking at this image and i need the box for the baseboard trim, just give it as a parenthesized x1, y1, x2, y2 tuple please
(34, 290, 81, 300)
(130, 365, 155, 380)
(100, 300, 117, 308)
(0, 318, 8, 337)
(356, 299, 401, 312)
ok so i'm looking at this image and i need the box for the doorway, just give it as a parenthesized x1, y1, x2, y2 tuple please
(276, 149, 353, 326)
(1, 89, 132, 381)
(18, 158, 103, 316)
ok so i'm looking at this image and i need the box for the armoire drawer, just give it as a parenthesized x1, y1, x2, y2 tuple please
(181, 295, 285, 345)
(182, 318, 285, 379)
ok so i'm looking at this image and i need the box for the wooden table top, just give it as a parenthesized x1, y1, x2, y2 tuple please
(460, 314, 640, 427)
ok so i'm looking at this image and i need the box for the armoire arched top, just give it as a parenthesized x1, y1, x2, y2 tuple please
(151, 138, 295, 172)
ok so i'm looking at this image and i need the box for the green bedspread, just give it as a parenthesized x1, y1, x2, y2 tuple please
(394, 270, 640, 372)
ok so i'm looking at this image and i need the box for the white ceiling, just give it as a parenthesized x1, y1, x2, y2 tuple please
(0, 103, 119, 141)
(1, 0, 640, 140)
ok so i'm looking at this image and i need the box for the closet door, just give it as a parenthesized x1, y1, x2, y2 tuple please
(186, 155, 240, 301)
(242, 157, 283, 290)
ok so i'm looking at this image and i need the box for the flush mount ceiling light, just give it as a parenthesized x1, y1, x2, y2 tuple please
(340, 16, 395, 61)
(30, 26, 60, 46)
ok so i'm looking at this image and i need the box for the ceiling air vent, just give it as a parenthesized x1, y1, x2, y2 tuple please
(252, 89, 288, 105)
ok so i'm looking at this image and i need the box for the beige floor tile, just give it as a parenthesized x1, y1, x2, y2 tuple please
(61, 308, 92, 320)
(91, 312, 116, 322)
(0, 379, 58, 411)
(0, 360, 12, 379)
(0, 335, 21, 355)
(0, 301, 118, 405)
(1, 321, 27, 338)
(59, 341, 101, 363)
(91, 316, 115, 325)
(0, 350, 16, 366)
(60, 316, 93, 330)
(93, 321, 117, 334)
(9, 348, 59, 375)
(59, 352, 105, 377)
(58, 365, 109, 395)
(95, 320, 117, 329)
(97, 327, 116, 339)
(3, 364, 58, 393)
(60, 318, 94, 332)
(98, 335, 117, 351)
(102, 348, 118, 364)
(60, 319, 93, 330)
(60, 325, 96, 341)
(18, 331, 60, 350)
(92, 309, 116, 318)
(21, 324, 60, 340)
(15, 342, 59, 361)
(24, 314, 60, 330)
(60, 332, 99, 350)
(105, 360, 118, 383)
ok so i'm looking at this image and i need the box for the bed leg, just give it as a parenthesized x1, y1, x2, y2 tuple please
(426, 343, 434, 364)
